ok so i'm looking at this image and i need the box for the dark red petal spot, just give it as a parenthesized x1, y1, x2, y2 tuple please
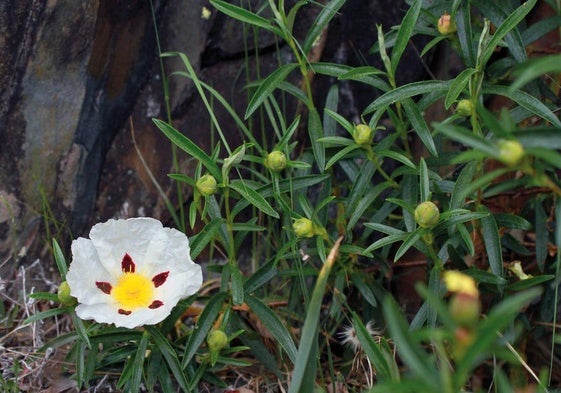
(149, 300, 164, 309)
(118, 309, 132, 315)
(95, 281, 112, 294)
(151, 271, 169, 288)
(121, 253, 135, 273)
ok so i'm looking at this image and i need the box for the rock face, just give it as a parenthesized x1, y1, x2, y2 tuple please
(0, 0, 428, 266)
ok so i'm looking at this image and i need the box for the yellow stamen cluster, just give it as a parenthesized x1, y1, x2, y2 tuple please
(112, 273, 154, 310)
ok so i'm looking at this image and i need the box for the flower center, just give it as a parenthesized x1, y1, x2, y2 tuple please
(112, 273, 154, 310)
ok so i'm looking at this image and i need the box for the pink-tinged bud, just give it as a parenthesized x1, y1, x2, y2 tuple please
(438, 12, 457, 35)
(449, 292, 481, 327)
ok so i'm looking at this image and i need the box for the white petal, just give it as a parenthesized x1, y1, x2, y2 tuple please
(154, 268, 203, 304)
(142, 227, 193, 273)
(75, 301, 175, 329)
(67, 238, 114, 305)
(90, 218, 164, 273)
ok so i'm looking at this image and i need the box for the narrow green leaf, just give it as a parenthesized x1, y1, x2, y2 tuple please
(153, 119, 222, 181)
(308, 108, 325, 172)
(391, 0, 422, 76)
(245, 295, 297, 363)
(71, 310, 92, 349)
(402, 99, 438, 156)
(480, 206, 503, 278)
(483, 85, 561, 127)
(506, 275, 554, 291)
(323, 85, 339, 138)
(324, 107, 354, 135)
(189, 218, 224, 259)
(23, 307, 71, 325)
(450, 161, 478, 209)
(479, 0, 536, 65)
(245, 63, 299, 119)
(129, 330, 150, 393)
(445, 68, 477, 109)
(303, 0, 346, 53)
(456, 3, 476, 67)
(289, 238, 344, 393)
(394, 229, 423, 261)
(312, 62, 390, 91)
(383, 296, 439, 389)
(325, 144, 360, 169)
(146, 326, 191, 393)
(473, 0, 528, 63)
(419, 157, 429, 202)
(52, 238, 67, 279)
(363, 80, 451, 114)
(535, 199, 548, 272)
(230, 263, 244, 306)
(210, 0, 282, 34)
(182, 292, 228, 367)
(433, 123, 496, 156)
(229, 180, 279, 218)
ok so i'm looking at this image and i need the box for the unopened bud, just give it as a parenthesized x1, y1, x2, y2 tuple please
(293, 218, 315, 238)
(353, 124, 373, 146)
(452, 326, 475, 359)
(265, 151, 287, 172)
(196, 174, 218, 196)
(449, 292, 481, 327)
(414, 201, 440, 229)
(57, 281, 77, 306)
(455, 99, 473, 117)
(497, 139, 524, 167)
(207, 329, 228, 353)
(438, 12, 457, 35)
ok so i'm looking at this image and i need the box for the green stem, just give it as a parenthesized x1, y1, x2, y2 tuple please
(366, 148, 400, 189)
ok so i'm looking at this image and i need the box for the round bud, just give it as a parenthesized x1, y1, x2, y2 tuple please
(353, 124, 373, 146)
(293, 218, 315, 238)
(455, 99, 473, 117)
(414, 201, 440, 229)
(57, 281, 77, 306)
(497, 139, 525, 167)
(438, 12, 457, 35)
(449, 292, 481, 327)
(196, 174, 218, 196)
(265, 151, 287, 172)
(207, 329, 228, 353)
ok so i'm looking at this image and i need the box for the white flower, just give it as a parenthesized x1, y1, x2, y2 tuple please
(66, 218, 202, 329)
(339, 321, 381, 352)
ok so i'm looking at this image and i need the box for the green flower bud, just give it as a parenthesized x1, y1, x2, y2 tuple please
(265, 151, 287, 172)
(353, 124, 374, 146)
(57, 281, 77, 306)
(497, 139, 525, 167)
(438, 12, 457, 35)
(455, 99, 473, 117)
(196, 174, 218, 196)
(449, 292, 481, 327)
(293, 218, 315, 238)
(207, 329, 228, 353)
(414, 201, 440, 229)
